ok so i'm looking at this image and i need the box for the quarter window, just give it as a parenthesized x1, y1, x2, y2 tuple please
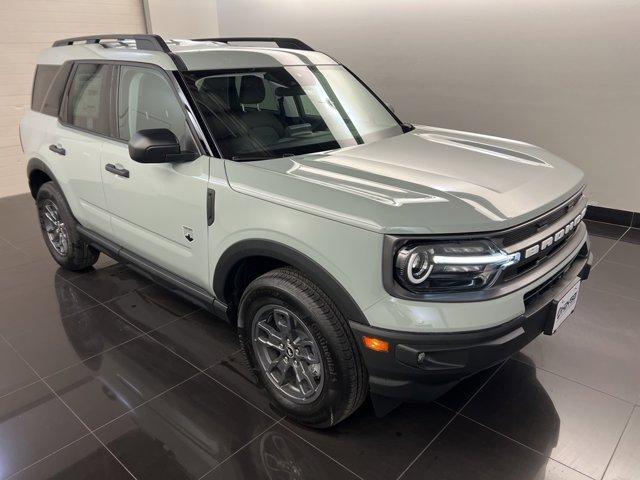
(31, 65, 60, 112)
(42, 64, 72, 117)
(31, 63, 73, 117)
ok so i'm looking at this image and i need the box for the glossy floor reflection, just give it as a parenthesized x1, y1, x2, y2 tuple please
(0, 193, 638, 480)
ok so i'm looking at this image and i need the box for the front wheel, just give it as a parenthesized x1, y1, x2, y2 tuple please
(239, 267, 368, 428)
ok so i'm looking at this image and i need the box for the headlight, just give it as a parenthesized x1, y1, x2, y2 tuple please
(394, 240, 520, 293)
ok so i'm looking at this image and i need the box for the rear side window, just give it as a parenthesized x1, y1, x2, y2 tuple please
(32, 64, 71, 115)
(66, 63, 111, 135)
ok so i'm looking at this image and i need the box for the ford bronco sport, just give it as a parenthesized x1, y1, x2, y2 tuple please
(20, 35, 592, 427)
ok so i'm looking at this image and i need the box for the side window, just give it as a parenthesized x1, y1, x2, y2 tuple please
(67, 63, 111, 135)
(31, 65, 60, 112)
(42, 64, 72, 117)
(32, 64, 72, 116)
(117, 66, 194, 150)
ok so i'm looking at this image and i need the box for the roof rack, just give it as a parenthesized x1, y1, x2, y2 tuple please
(194, 37, 314, 51)
(52, 34, 171, 52)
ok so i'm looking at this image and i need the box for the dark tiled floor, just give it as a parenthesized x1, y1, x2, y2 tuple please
(0, 194, 639, 480)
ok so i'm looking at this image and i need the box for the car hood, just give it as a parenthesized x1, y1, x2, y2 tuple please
(225, 125, 585, 234)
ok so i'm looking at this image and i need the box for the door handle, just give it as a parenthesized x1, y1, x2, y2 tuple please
(49, 144, 66, 156)
(105, 163, 130, 178)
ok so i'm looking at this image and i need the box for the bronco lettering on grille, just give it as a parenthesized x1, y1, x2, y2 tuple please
(522, 208, 586, 260)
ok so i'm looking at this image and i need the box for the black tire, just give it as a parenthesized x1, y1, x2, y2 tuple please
(36, 181, 100, 271)
(239, 267, 368, 428)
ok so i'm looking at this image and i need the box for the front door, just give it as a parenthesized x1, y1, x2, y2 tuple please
(101, 64, 210, 288)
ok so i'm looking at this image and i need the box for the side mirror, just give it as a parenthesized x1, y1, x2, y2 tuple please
(128, 128, 198, 163)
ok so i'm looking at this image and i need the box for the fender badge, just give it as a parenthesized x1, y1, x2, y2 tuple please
(182, 226, 194, 243)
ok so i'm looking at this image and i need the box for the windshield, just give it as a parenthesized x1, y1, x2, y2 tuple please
(182, 65, 404, 160)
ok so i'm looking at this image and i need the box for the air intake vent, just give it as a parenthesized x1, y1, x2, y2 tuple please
(451, 139, 546, 165)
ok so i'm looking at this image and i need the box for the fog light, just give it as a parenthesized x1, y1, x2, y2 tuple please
(363, 336, 389, 353)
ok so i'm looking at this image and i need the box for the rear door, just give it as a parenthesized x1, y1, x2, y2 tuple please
(55, 62, 114, 236)
(101, 64, 211, 288)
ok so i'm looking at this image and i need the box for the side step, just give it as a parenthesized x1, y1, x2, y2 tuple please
(77, 225, 228, 320)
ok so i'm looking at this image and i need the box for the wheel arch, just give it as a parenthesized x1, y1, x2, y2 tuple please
(27, 157, 58, 198)
(27, 157, 81, 228)
(213, 239, 370, 328)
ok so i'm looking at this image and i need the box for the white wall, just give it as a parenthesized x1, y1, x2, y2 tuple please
(217, 0, 640, 212)
(144, 0, 218, 38)
(0, 0, 216, 198)
(0, 0, 146, 197)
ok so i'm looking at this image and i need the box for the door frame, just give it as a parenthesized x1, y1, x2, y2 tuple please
(58, 59, 212, 158)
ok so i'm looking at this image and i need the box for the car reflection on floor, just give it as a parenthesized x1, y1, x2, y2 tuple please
(52, 269, 561, 479)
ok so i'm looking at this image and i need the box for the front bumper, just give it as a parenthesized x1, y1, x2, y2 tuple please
(351, 241, 592, 402)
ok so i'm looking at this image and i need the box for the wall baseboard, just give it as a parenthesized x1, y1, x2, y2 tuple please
(586, 205, 639, 228)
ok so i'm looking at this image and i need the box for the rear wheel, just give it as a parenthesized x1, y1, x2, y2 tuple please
(239, 267, 368, 428)
(36, 182, 99, 271)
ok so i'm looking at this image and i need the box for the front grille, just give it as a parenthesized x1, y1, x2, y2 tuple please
(493, 190, 586, 288)
(501, 192, 583, 248)
(523, 266, 569, 307)
(502, 224, 580, 281)
(523, 243, 588, 307)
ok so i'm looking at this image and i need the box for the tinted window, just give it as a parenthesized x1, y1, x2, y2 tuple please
(117, 66, 194, 150)
(67, 64, 111, 135)
(42, 63, 72, 116)
(234, 75, 278, 111)
(282, 96, 299, 118)
(183, 66, 402, 160)
(300, 95, 319, 116)
(31, 65, 60, 112)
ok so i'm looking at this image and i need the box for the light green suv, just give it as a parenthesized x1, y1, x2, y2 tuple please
(21, 35, 592, 427)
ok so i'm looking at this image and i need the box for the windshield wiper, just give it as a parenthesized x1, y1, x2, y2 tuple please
(231, 154, 273, 161)
(231, 153, 295, 161)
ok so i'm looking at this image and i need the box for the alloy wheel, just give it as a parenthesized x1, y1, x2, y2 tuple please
(252, 305, 324, 403)
(41, 199, 69, 256)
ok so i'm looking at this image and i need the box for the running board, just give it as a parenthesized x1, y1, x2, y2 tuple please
(77, 225, 228, 320)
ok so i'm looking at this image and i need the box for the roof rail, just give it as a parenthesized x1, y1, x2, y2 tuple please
(52, 34, 172, 52)
(194, 37, 314, 51)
